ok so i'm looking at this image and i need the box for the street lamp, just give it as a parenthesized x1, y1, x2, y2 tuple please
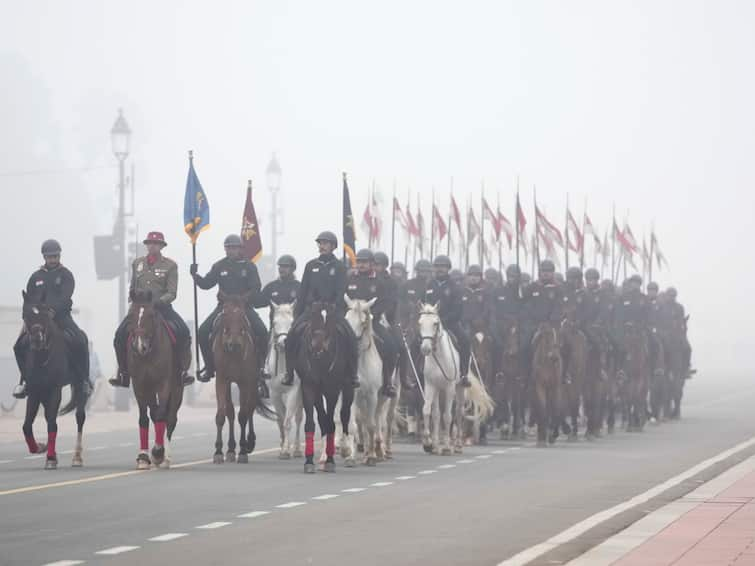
(266, 153, 282, 265)
(111, 108, 131, 411)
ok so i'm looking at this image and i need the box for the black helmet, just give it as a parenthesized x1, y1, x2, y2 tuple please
(433, 255, 452, 269)
(506, 264, 521, 278)
(539, 259, 555, 273)
(356, 248, 374, 262)
(467, 264, 483, 276)
(277, 254, 297, 269)
(315, 231, 338, 246)
(566, 267, 583, 281)
(41, 239, 62, 256)
(521, 272, 532, 284)
(666, 286, 678, 298)
(585, 267, 600, 280)
(601, 279, 615, 291)
(629, 274, 643, 285)
(647, 281, 659, 292)
(485, 267, 499, 279)
(373, 251, 389, 267)
(224, 234, 242, 248)
(449, 269, 463, 281)
(415, 259, 432, 272)
(391, 262, 407, 274)
(554, 272, 565, 283)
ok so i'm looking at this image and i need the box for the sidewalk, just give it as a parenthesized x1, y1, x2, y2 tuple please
(569, 453, 755, 566)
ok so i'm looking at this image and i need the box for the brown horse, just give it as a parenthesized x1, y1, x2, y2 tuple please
(212, 292, 275, 464)
(127, 290, 186, 469)
(622, 322, 649, 432)
(531, 323, 562, 446)
(583, 324, 607, 439)
(560, 319, 587, 441)
(648, 329, 668, 422)
(494, 322, 526, 440)
(663, 320, 686, 420)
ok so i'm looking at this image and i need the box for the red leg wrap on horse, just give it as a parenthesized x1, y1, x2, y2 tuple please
(305, 431, 315, 456)
(25, 435, 39, 454)
(154, 421, 166, 446)
(47, 432, 57, 458)
(326, 433, 335, 457)
(139, 427, 149, 451)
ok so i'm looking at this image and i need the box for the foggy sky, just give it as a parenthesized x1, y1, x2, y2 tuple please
(1, 1, 753, 373)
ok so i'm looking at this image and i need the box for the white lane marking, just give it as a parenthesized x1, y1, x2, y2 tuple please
(370, 481, 393, 487)
(456, 459, 475, 464)
(149, 533, 188, 542)
(118, 442, 133, 447)
(276, 501, 306, 509)
(498, 434, 755, 566)
(438, 464, 456, 469)
(89, 446, 106, 451)
(24, 454, 44, 460)
(476, 454, 493, 459)
(60, 450, 74, 455)
(96, 546, 140, 555)
(238, 511, 269, 519)
(312, 494, 340, 500)
(341, 487, 366, 493)
(42, 561, 85, 566)
(0, 459, 13, 464)
(395, 475, 416, 480)
(191, 432, 208, 438)
(196, 521, 231, 530)
(172, 435, 185, 440)
(493, 449, 512, 454)
(418, 470, 437, 475)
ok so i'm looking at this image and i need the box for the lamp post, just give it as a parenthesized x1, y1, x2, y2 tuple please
(266, 153, 282, 265)
(111, 109, 131, 411)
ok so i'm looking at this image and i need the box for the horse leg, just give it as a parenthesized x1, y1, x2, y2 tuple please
(22, 391, 44, 455)
(534, 377, 548, 447)
(150, 378, 172, 468)
(237, 379, 250, 463)
(302, 382, 317, 473)
(293, 388, 304, 458)
(214, 377, 226, 463)
(225, 385, 237, 462)
(42, 386, 62, 469)
(134, 390, 151, 470)
(72, 402, 85, 467)
(421, 382, 434, 453)
(273, 386, 289, 459)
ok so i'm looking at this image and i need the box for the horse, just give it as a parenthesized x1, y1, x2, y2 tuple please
(293, 302, 355, 473)
(20, 292, 89, 469)
(345, 296, 382, 466)
(417, 303, 459, 456)
(622, 322, 649, 432)
(583, 324, 607, 439)
(211, 292, 276, 464)
(663, 319, 687, 420)
(494, 322, 526, 439)
(467, 320, 495, 445)
(560, 318, 587, 441)
(126, 290, 186, 469)
(531, 322, 563, 447)
(268, 302, 304, 459)
(648, 329, 669, 423)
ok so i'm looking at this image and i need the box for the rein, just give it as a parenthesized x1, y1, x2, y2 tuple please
(418, 311, 457, 382)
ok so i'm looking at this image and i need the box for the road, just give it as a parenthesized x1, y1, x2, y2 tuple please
(2, 372, 755, 566)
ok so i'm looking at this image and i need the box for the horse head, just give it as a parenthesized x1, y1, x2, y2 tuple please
(22, 291, 55, 351)
(344, 294, 376, 342)
(417, 302, 441, 357)
(218, 292, 252, 354)
(309, 302, 336, 356)
(504, 324, 519, 357)
(128, 289, 157, 357)
(271, 301, 295, 349)
(534, 322, 560, 362)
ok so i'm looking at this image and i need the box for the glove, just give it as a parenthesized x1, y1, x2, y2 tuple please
(190, 263, 198, 276)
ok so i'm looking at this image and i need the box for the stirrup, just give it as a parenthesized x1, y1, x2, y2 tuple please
(281, 373, 295, 387)
(13, 383, 27, 399)
(181, 372, 195, 386)
(197, 367, 214, 383)
(380, 384, 397, 398)
(109, 371, 130, 388)
(459, 375, 472, 388)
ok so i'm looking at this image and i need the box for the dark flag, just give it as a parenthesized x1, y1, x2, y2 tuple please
(241, 180, 262, 263)
(342, 172, 356, 267)
(183, 151, 210, 243)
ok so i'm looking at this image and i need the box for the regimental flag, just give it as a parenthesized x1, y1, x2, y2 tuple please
(613, 219, 637, 254)
(538, 224, 561, 269)
(601, 231, 610, 271)
(468, 207, 481, 245)
(343, 173, 357, 266)
(416, 198, 426, 255)
(371, 189, 383, 246)
(183, 153, 210, 244)
(624, 223, 639, 252)
(406, 200, 420, 239)
(433, 203, 448, 241)
(584, 214, 601, 250)
(535, 206, 564, 248)
(482, 198, 500, 240)
(240, 180, 262, 263)
(393, 197, 408, 234)
(497, 208, 514, 248)
(566, 209, 583, 253)
(651, 232, 668, 270)
(450, 195, 463, 235)
(361, 194, 374, 243)
(642, 239, 651, 272)
(516, 196, 528, 255)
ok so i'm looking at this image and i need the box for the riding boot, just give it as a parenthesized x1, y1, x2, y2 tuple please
(197, 335, 215, 382)
(380, 364, 396, 398)
(13, 381, 27, 399)
(282, 335, 296, 386)
(178, 344, 195, 386)
(110, 344, 131, 388)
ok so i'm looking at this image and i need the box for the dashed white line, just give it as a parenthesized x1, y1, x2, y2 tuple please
(0, 459, 13, 464)
(312, 493, 340, 500)
(24, 454, 44, 460)
(395, 475, 416, 480)
(341, 487, 367, 493)
(456, 459, 475, 464)
(370, 481, 393, 487)
(42, 561, 85, 566)
(238, 511, 270, 519)
(196, 521, 231, 530)
(476, 454, 493, 460)
(89, 446, 106, 451)
(418, 470, 437, 475)
(276, 501, 306, 509)
(96, 546, 140, 555)
(172, 435, 185, 440)
(118, 442, 134, 447)
(492, 449, 511, 455)
(149, 533, 188, 542)
(438, 464, 456, 469)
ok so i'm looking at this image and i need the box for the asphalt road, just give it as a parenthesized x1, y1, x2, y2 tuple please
(2, 372, 755, 566)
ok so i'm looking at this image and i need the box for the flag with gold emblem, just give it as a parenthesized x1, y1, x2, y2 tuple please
(183, 152, 210, 244)
(343, 173, 357, 266)
(241, 180, 262, 263)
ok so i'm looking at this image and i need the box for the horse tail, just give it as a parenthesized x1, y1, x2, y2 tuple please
(59, 381, 91, 416)
(467, 372, 496, 421)
(255, 394, 278, 421)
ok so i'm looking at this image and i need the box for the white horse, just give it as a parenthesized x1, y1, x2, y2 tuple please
(417, 302, 460, 455)
(267, 303, 303, 460)
(376, 380, 401, 460)
(345, 295, 383, 466)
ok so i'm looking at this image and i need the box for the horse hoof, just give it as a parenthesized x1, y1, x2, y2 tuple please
(324, 461, 336, 473)
(453, 446, 463, 455)
(71, 456, 83, 467)
(357, 443, 365, 453)
(442, 448, 453, 456)
(384, 450, 393, 460)
(366, 457, 377, 467)
(44, 457, 58, 470)
(304, 463, 316, 474)
(36, 443, 47, 454)
(422, 444, 433, 454)
(237, 453, 249, 464)
(278, 451, 291, 460)
(226, 451, 236, 463)
(345, 458, 356, 468)
(293, 449, 303, 458)
(151, 445, 165, 467)
(160, 458, 171, 469)
(213, 453, 224, 464)
(431, 446, 441, 455)
(136, 454, 151, 470)
(568, 433, 578, 443)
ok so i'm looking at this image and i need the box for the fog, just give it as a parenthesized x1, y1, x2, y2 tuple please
(1, 1, 752, 375)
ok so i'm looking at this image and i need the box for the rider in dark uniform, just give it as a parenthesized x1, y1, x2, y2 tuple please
(346, 249, 399, 398)
(461, 265, 495, 336)
(14, 240, 90, 399)
(254, 254, 300, 319)
(583, 268, 608, 354)
(491, 264, 525, 377)
(484, 267, 503, 289)
(111, 231, 193, 388)
(646, 281, 666, 377)
(281, 231, 359, 389)
(612, 274, 649, 378)
(425, 255, 472, 388)
(389, 262, 408, 286)
(522, 260, 564, 377)
(562, 267, 589, 383)
(191, 234, 269, 383)
(663, 287, 695, 378)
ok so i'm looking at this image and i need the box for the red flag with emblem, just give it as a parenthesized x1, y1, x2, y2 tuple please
(535, 206, 564, 248)
(405, 202, 420, 238)
(432, 204, 448, 241)
(482, 198, 500, 240)
(566, 209, 583, 253)
(497, 208, 514, 248)
(393, 197, 408, 234)
(241, 180, 263, 263)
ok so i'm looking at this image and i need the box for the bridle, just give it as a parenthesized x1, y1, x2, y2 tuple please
(418, 310, 441, 348)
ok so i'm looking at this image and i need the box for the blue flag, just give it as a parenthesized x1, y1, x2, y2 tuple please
(183, 155, 210, 243)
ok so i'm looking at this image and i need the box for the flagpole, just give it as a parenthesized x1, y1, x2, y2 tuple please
(189, 150, 201, 380)
(430, 187, 436, 260)
(447, 177, 453, 256)
(533, 186, 540, 267)
(515, 177, 520, 270)
(465, 196, 471, 271)
(479, 181, 485, 270)
(611, 203, 617, 284)
(405, 189, 411, 268)
(497, 192, 502, 273)
(565, 193, 570, 270)
(390, 179, 397, 265)
(417, 192, 423, 260)
(649, 224, 655, 284)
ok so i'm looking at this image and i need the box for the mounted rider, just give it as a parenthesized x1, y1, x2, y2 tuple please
(282, 231, 359, 389)
(522, 260, 564, 377)
(13, 239, 90, 399)
(662, 287, 695, 378)
(255, 254, 300, 317)
(582, 268, 610, 356)
(191, 234, 269, 383)
(491, 264, 525, 378)
(424, 255, 472, 388)
(646, 282, 666, 377)
(111, 231, 193, 388)
(461, 264, 495, 347)
(484, 267, 503, 289)
(346, 249, 399, 398)
(389, 261, 408, 286)
(612, 274, 648, 379)
(561, 267, 589, 383)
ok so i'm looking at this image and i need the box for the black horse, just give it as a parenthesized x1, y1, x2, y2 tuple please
(293, 302, 355, 473)
(20, 291, 89, 469)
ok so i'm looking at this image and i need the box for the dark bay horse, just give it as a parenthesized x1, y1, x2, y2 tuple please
(212, 292, 275, 464)
(293, 302, 354, 474)
(127, 290, 185, 469)
(560, 319, 587, 441)
(531, 322, 562, 446)
(622, 322, 649, 432)
(21, 292, 89, 469)
(663, 319, 687, 420)
(583, 324, 607, 439)
(496, 322, 527, 440)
